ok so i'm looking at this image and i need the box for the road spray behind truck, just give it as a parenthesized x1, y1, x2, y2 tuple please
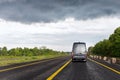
(72, 42, 87, 62)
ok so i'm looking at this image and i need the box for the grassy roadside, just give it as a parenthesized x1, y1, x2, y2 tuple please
(0, 54, 68, 66)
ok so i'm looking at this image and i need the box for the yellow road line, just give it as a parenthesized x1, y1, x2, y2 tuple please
(88, 58, 120, 75)
(47, 59, 72, 80)
(0, 58, 59, 73)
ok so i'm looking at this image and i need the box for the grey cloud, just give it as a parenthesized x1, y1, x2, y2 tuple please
(0, 0, 120, 23)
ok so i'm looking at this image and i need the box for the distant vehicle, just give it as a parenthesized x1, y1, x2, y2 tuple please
(72, 42, 87, 62)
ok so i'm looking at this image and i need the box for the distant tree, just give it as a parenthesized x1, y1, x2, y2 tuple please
(92, 39, 111, 56)
(101, 39, 111, 56)
(92, 27, 120, 57)
(23, 47, 30, 56)
(0, 47, 2, 55)
(0, 46, 67, 56)
(14, 48, 23, 56)
(88, 46, 93, 55)
(33, 47, 39, 56)
(8, 48, 15, 56)
(109, 27, 120, 57)
(1, 47, 8, 56)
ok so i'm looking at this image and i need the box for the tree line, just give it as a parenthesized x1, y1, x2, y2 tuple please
(88, 27, 120, 57)
(0, 46, 66, 56)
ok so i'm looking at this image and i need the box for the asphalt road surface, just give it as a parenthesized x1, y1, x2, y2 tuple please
(0, 56, 120, 80)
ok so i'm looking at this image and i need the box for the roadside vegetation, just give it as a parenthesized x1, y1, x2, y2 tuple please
(0, 46, 68, 66)
(88, 27, 120, 57)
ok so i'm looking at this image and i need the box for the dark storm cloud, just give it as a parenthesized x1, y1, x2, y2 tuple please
(0, 0, 120, 23)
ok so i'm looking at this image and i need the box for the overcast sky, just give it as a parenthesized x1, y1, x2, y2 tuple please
(0, 0, 120, 51)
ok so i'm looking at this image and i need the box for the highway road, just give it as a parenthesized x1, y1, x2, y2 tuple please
(0, 56, 120, 80)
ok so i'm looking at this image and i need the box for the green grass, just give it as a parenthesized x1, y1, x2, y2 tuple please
(0, 54, 68, 66)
